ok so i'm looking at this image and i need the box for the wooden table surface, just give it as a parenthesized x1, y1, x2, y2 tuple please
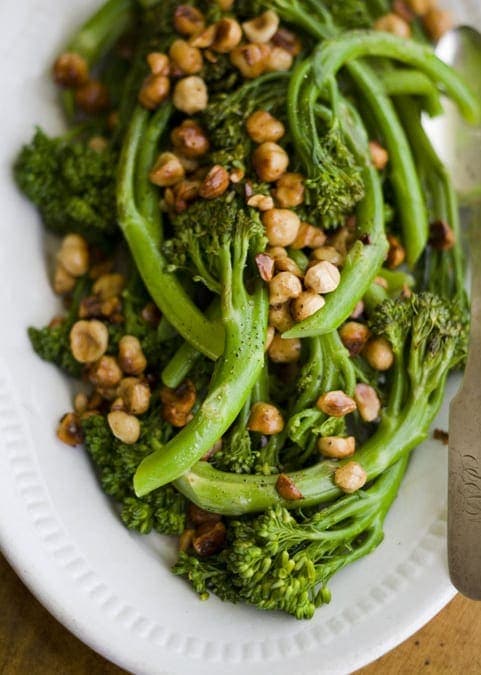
(1, 552, 481, 674)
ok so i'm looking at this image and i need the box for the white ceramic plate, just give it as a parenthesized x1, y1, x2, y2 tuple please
(0, 2, 477, 673)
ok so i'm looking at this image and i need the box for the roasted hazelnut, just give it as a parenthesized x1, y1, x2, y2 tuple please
(189, 25, 217, 48)
(423, 8, 453, 42)
(211, 18, 242, 53)
(304, 261, 341, 294)
(369, 140, 389, 170)
(53, 52, 89, 88)
(252, 141, 289, 182)
(149, 152, 185, 187)
(199, 165, 230, 199)
(118, 377, 151, 415)
(174, 5, 205, 36)
(75, 80, 110, 114)
(269, 302, 295, 333)
(374, 13, 412, 38)
(262, 208, 300, 246)
(118, 336, 147, 375)
(92, 273, 125, 300)
(334, 461, 367, 494)
(53, 264, 76, 295)
(319, 436, 356, 459)
(291, 223, 326, 250)
(171, 119, 210, 158)
(246, 110, 285, 143)
(339, 321, 371, 357)
(247, 194, 275, 211)
(107, 411, 141, 445)
(57, 412, 83, 446)
(70, 320, 109, 364)
(273, 172, 305, 208)
(310, 245, 344, 266)
(242, 10, 280, 43)
(247, 402, 284, 435)
(363, 337, 395, 371)
(268, 334, 301, 363)
(354, 383, 382, 422)
(89, 356, 122, 389)
(138, 74, 170, 110)
(275, 473, 303, 500)
(265, 46, 293, 72)
(230, 42, 270, 79)
(147, 52, 170, 76)
(268, 272, 302, 306)
(192, 521, 227, 557)
(173, 76, 208, 114)
(291, 292, 325, 322)
(317, 390, 357, 417)
(169, 39, 203, 74)
(429, 220, 455, 251)
(272, 27, 302, 56)
(386, 234, 406, 269)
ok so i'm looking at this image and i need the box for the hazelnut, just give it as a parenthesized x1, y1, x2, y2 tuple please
(70, 320, 109, 364)
(53, 52, 89, 88)
(199, 165, 230, 199)
(107, 411, 141, 445)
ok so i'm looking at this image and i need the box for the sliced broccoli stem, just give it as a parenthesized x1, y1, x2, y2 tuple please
(117, 105, 224, 360)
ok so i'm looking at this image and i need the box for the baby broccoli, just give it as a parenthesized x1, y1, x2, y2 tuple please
(175, 292, 467, 515)
(82, 412, 187, 535)
(15, 129, 118, 246)
(174, 456, 408, 618)
(134, 193, 268, 495)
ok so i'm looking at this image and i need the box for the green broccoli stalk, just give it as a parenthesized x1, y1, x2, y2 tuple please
(174, 293, 467, 515)
(174, 455, 408, 618)
(133, 194, 268, 496)
(28, 277, 89, 378)
(396, 97, 467, 305)
(117, 104, 225, 360)
(14, 129, 119, 245)
(66, 0, 136, 66)
(82, 412, 187, 535)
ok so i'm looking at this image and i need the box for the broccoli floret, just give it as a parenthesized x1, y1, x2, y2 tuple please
(298, 118, 365, 228)
(82, 412, 187, 535)
(213, 425, 259, 475)
(15, 129, 118, 245)
(28, 277, 88, 377)
(173, 552, 239, 603)
(121, 489, 186, 535)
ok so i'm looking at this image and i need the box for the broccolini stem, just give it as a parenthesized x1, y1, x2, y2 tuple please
(117, 105, 224, 360)
(313, 31, 480, 124)
(377, 69, 443, 117)
(134, 207, 269, 495)
(348, 60, 429, 267)
(161, 301, 221, 388)
(174, 398, 430, 515)
(396, 97, 466, 303)
(284, 95, 388, 338)
(67, 0, 136, 64)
